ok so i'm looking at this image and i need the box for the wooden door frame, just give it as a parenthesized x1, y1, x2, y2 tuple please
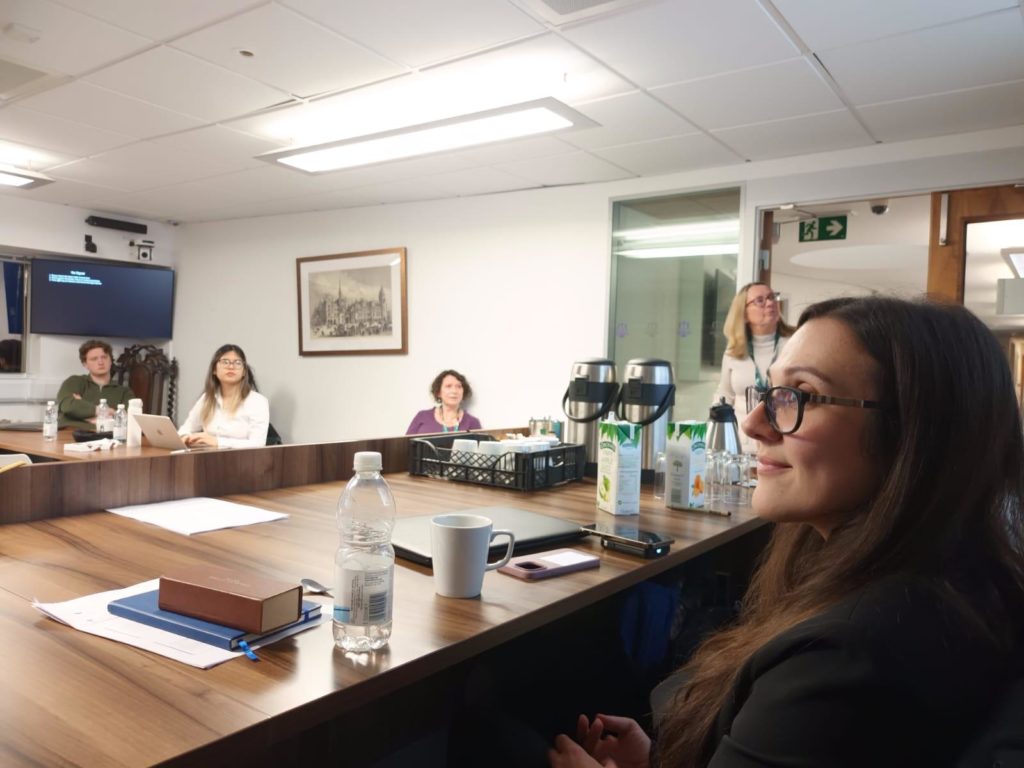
(927, 185, 1024, 302)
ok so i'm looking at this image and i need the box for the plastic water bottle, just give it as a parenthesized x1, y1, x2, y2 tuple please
(333, 451, 395, 652)
(43, 400, 58, 441)
(95, 398, 112, 433)
(113, 404, 127, 442)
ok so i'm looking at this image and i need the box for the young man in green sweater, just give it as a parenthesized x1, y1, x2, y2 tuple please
(56, 340, 135, 429)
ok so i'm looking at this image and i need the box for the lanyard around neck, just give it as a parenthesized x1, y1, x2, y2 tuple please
(748, 330, 781, 391)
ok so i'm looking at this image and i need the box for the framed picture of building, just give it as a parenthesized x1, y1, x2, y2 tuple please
(296, 248, 407, 356)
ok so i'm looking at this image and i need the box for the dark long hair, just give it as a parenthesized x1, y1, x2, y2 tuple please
(657, 296, 1024, 766)
(199, 344, 256, 427)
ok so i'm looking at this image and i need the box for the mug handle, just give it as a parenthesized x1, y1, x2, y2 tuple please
(485, 529, 516, 571)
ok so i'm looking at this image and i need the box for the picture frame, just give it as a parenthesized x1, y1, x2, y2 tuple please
(296, 248, 408, 356)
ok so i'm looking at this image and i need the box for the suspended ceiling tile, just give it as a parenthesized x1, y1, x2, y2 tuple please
(494, 150, 634, 185)
(454, 135, 577, 166)
(280, 0, 546, 68)
(591, 133, 741, 175)
(859, 80, 1024, 143)
(357, 177, 449, 205)
(0, 136, 75, 169)
(51, 0, 266, 42)
(423, 166, 538, 197)
(561, 91, 698, 150)
(48, 125, 279, 191)
(711, 109, 873, 160)
(15, 81, 205, 139)
(0, 176, 126, 207)
(819, 10, 1024, 106)
(85, 46, 292, 122)
(171, 4, 405, 99)
(561, 0, 799, 88)
(0, 0, 151, 76)
(773, 0, 1016, 52)
(0, 105, 133, 156)
(652, 58, 843, 130)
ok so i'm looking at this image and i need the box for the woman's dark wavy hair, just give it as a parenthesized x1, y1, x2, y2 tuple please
(657, 296, 1024, 767)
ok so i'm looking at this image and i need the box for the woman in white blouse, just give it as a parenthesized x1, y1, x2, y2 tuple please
(714, 283, 794, 453)
(178, 344, 269, 448)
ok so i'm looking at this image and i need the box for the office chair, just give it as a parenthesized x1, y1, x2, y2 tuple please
(266, 423, 283, 446)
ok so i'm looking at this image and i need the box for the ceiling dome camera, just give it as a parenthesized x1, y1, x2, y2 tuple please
(870, 199, 890, 215)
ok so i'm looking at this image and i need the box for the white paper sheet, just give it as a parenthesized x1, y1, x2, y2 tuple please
(108, 497, 287, 535)
(33, 580, 326, 669)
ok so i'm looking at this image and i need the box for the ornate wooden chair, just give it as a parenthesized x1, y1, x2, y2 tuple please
(113, 344, 179, 420)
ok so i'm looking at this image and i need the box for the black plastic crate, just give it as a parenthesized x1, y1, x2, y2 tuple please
(408, 434, 585, 491)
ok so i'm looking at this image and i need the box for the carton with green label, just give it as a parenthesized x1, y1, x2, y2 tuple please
(666, 420, 706, 509)
(596, 420, 642, 515)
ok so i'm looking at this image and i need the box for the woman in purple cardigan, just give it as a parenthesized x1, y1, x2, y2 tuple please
(406, 369, 481, 434)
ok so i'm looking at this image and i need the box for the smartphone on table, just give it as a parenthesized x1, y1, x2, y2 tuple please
(498, 549, 600, 580)
(579, 522, 674, 559)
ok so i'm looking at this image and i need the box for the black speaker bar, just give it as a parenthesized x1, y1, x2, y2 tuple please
(85, 215, 148, 235)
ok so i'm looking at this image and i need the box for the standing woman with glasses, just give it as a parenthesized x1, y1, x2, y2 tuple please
(714, 283, 794, 452)
(551, 297, 1024, 768)
(178, 344, 269, 448)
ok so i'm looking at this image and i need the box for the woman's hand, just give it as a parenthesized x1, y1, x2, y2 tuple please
(183, 432, 219, 448)
(549, 714, 651, 768)
(548, 733, 609, 768)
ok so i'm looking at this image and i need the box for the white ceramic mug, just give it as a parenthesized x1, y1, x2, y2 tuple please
(430, 514, 516, 598)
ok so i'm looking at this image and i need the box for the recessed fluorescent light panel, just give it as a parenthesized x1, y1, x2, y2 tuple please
(614, 219, 740, 259)
(0, 163, 53, 189)
(260, 98, 596, 174)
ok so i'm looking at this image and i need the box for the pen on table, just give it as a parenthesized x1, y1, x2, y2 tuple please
(702, 507, 732, 518)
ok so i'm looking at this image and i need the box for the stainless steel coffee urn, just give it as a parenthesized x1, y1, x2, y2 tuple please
(618, 358, 675, 474)
(562, 358, 619, 475)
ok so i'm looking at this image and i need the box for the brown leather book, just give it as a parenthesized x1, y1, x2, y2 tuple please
(159, 564, 302, 634)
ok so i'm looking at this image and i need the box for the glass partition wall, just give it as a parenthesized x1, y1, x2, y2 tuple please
(608, 188, 740, 421)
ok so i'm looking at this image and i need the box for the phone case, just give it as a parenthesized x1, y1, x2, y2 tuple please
(497, 549, 600, 580)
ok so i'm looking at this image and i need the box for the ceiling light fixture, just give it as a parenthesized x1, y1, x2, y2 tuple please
(259, 97, 595, 174)
(617, 243, 740, 259)
(613, 219, 740, 242)
(0, 163, 53, 189)
(1002, 247, 1024, 278)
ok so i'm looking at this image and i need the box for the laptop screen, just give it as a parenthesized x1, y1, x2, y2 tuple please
(392, 506, 585, 567)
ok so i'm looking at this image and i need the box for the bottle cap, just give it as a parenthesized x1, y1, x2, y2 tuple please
(353, 451, 382, 471)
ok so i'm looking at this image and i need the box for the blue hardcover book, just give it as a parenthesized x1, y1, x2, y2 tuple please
(108, 590, 321, 650)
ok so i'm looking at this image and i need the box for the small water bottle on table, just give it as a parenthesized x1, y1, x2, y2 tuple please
(334, 451, 395, 652)
(95, 398, 112, 433)
(113, 404, 128, 442)
(43, 400, 58, 441)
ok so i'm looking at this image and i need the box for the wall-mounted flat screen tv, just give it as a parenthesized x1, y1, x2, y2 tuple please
(30, 258, 174, 339)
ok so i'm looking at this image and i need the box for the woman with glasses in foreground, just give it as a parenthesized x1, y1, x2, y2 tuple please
(551, 297, 1024, 768)
(714, 283, 794, 453)
(178, 343, 269, 448)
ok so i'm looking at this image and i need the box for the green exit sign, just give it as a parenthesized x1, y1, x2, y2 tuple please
(799, 215, 847, 242)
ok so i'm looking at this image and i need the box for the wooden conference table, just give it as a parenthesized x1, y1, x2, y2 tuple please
(0, 427, 170, 462)
(0, 434, 763, 767)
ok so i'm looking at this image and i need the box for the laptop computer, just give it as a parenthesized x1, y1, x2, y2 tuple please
(0, 421, 43, 432)
(133, 414, 221, 452)
(392, 505, 585, 567)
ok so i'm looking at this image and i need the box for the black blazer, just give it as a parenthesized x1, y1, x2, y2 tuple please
(705, 574, 1008, 767)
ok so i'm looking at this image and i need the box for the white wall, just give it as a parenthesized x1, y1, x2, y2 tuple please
(0, 196, 177, 421)
(175, 126, 1024, 443)
(4, 125, 1024, 436)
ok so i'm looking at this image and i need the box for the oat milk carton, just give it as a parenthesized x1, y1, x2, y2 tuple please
(666, 420, 707, 509)
(596, 420, 642, 515)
